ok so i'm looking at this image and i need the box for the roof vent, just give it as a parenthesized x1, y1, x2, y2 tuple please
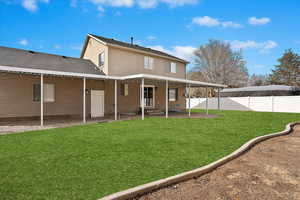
(28, 51, 35, 54)
(62, 56, 67, 59)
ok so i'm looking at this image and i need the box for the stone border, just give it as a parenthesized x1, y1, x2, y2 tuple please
(99, 122, 299, 200)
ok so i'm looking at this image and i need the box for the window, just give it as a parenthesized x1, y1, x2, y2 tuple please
(170, 62, 176, 73)
(33, 84, 55, 102)
(168, 88, 178, 102)
(99, 52, 105, 66)
(144, 56, 154, 69)
(122, 84, 129, 96)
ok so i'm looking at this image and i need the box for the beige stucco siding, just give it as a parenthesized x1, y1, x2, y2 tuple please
(108, 46, 186, 78)
(0, 73, 106, 118)
(0, 73, 186, 119)
(82, 37, 109, 74)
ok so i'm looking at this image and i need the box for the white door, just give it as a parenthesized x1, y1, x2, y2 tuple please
(91, 90, 105, 118)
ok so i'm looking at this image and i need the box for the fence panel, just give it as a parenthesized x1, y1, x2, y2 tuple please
(187, 96, 300, 113)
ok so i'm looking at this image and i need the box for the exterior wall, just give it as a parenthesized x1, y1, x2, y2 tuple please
(82, 37, 187, 79)
(108, 46, 186, 78)
(82, 37, 109, 74)
(0, 73, 105, 119)
(0, 73, 186, 120)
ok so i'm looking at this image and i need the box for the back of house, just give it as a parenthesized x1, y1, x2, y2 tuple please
(0, 34, 201, 122)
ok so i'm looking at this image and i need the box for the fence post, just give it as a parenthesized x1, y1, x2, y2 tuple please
(271, 96, 274, 112)
(248, 96, 250, 110)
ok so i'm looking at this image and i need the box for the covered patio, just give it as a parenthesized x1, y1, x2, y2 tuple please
(0, 65, 226, 129)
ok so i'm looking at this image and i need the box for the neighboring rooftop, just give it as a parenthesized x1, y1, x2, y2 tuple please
(85, 34, 189, 63)
(222, 85, 300, 92)
(0, 46, 104, 75)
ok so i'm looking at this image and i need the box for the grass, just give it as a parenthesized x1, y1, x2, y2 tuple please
(0, 110, 300, 200)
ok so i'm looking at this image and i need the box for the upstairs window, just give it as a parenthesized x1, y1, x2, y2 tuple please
(99, 52, 105, 66)
(170, 62, 177, 73)
(33, 84, 55, 102)
(144, 56, 154, 70)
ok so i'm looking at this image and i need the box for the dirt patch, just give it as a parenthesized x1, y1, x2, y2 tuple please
(138, 125, 300, 200)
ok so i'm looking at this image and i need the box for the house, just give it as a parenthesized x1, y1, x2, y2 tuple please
(0, 34, 226, 125)
(221, 85, 300, 97)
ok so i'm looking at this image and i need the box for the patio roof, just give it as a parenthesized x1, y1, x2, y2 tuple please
(0, 65, 227, 88)
(121, 74, 227, 88)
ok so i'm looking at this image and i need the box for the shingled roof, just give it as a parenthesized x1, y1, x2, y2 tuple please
(83, 34, 189, 64)
(0, 46, 105, 75)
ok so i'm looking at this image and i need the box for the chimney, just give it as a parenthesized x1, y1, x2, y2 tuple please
(130, 37, 134, 45)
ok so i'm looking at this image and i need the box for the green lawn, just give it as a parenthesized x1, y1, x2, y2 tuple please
(0, 110, 299, 200)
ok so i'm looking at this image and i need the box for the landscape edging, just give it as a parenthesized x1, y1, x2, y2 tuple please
(98, 122, 299, 200)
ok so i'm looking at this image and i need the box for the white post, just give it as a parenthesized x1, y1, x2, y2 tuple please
(83, 77, 86, 123)
(248, 96, 251, 109)
(40, 74, 44, 126)
(188, 84, 191, 117)
(114, 80, 118, 120)
(206, 87, 209, 115)
(271, 96, 274, 112)
(217, 88, 221, 110)
(141, 78, 145, 120)
(165, 80, 168, 118)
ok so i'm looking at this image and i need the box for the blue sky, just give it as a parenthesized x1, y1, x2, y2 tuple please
(1, 0, 300, 75)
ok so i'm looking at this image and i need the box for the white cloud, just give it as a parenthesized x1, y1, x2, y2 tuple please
(22, 0, 49, 12)
(192, 16, 242, 28)
(248, 17, 270, 26)
(149, 45, 196, 61)
(230, 40, 278, 53)
(89, 0, 134, 7)
(222, 21, 243, 28)
(147, 35, 156, 40)
(192, 16, 220, 27)
(88, 0, 198, 9)
(19, 39, 29, 46)
(138, 0, 157, 8)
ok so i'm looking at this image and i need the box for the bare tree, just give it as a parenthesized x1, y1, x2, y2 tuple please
(192, 40, 249, 88)
(248, 74, 267, 86)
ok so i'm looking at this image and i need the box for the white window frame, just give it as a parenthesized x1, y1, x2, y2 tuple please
(33, 83, 55, 103)
(99, 52, 105, 67)
(140, 85, 155, 108)
(124, 84, 129, 96)
(170, 62, 177, 73)
(168, 88, 177, 102)
(144, 56, 154, 70)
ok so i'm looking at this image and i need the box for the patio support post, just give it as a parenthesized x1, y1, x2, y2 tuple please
(165, 80, 168, 118)
(217, 88, 221, 110)
(83, 77, 86, 123)
(141, 78, 145, 120)
(40, 74, 44, 126)
(188, 84, 191, 117)
(114, 80, 118, 121)
(206, 87, 209, 115)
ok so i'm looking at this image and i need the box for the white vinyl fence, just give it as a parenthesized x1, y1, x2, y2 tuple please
(187, 96, 300, 113)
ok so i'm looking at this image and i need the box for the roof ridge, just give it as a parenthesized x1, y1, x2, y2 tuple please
(89, 34, 189, 63)
(0, 45, 89, 62)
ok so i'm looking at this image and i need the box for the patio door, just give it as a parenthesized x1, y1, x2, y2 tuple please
(140, 85, 155, 108)
(91, 90, 105, 118)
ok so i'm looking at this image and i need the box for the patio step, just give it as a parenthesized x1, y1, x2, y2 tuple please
(146, 109, 164, 115)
